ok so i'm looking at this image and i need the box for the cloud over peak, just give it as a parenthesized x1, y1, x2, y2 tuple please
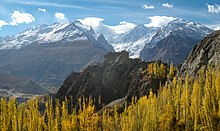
(55, 12, 68, 23)
(207, 4, 220, 13)
(145, 16, 177, 27)
(109, 21, 136, 34)
(78, 17, 136, 35)
(10, 11, 35, 26)
(79, 17, 104, 27)
(206, 24, 220, 30)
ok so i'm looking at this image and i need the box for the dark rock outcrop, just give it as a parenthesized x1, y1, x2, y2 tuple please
(179, 30, 220, 76)
(55, 51, 167, 110)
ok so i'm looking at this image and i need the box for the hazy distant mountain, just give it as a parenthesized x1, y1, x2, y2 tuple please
(0, 74, 48, 95)
(0, 21, 114, 87)
(140, 19, 213, 65)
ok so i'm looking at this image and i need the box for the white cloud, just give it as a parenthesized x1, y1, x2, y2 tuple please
(55, 12, 68, 23)
(145, 16, 177, 27)
(206, 24, 220, 30)
(38, 8, 46, 12)
(78, 17, 104, 27)
(78, 17, 115, 36)
(143, 4, 155, 9)
(213, 25, 220, 30)
(162, 3, 173, 8)
(0, 20, 8, 29)
(10, 11, 35, 26)
(78, 17, 136, 34)
(109, 21, 136, 34)
(207, 4, 220, 13)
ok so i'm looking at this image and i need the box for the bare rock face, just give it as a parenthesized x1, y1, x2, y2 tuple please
(55, 51, 167, 109)
(179, 30, 220, 76)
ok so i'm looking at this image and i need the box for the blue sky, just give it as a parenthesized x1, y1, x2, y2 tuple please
(0, 0, 220, 36)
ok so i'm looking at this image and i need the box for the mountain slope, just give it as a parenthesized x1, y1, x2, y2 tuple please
(0, 22, 114, 87)
(140, 30, 202, 65)
(0, 22, 113, 51)
(140, 19, 213, 65)
(149, 19, 212, 46)
(180, 30, 220, 75)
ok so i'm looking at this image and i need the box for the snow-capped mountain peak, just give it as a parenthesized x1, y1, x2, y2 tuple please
(167, 19, 212, 35)
(0, 21, 113, 51)
(140, 19, 214, 65)
(107, 18, 213, 59)
(108, 24, 158, 58)
(149, 19, 213, 46)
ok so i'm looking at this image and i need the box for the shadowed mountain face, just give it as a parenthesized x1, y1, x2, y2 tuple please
(180, 30, 220, 76)
(0, 22, 114, 87)
(140, 30, 201, 65)
(55, 51, 168, 109)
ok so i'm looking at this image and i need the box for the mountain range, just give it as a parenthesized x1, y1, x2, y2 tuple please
(0, 21, 114, 87)
(55, 29, 220, 110)
(140, 19, 213, 65)
(104, 19, 212, 65)
(0, 18, 214, 88)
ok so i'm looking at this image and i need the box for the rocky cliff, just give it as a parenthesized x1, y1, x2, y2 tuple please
(180, 30, 220, 76)
(55, 51, 168, 110)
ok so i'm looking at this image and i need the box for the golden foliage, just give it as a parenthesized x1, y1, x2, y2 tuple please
(0, 66, 219, 130)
